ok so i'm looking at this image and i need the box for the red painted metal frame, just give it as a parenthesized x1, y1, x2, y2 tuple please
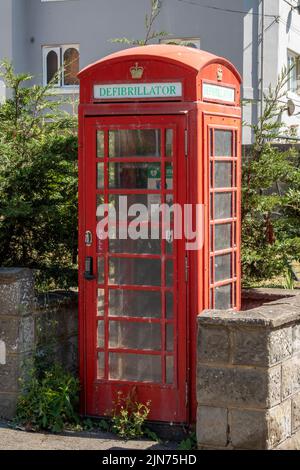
(81, 115, 188, 423)
(78, 45, 242, 425)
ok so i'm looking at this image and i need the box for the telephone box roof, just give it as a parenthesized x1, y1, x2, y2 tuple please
(78, 44, 241, 82)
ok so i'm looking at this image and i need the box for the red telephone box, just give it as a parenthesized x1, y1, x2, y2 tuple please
(78, 45, 242, 424)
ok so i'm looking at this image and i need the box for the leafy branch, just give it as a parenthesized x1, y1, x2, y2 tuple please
(110, 0, 169, 46)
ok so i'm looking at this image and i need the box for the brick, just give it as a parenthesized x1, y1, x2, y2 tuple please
(0, 268, 34, 316)
(269, 327, 293, 365)
(268, 400, 292, 448)
(230, 409, 267, 450)
(293, 354, 300, 392)
(292, 391, 300, 433)
(0, 393, 18, 420)
(233, 327, 268, 366)
(198, 365, 271, 408)
(198, 326, 229, 364)
(293, 324, 300, 354)
(197, 406, 228, 447)
(268, 365, 281, 407)
(282, 359, 294, 400)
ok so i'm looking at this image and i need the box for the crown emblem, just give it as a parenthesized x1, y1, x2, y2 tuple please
(130, 62, 144, 79)
(217, 66, 223, 82)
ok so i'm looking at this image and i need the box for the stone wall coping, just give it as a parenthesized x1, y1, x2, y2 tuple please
(0, 268, 33, 284)
(198, 288, 300, 329)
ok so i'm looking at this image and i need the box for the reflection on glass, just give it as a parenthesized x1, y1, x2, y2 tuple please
(214, 162, 232, 188)
(109, 129, 161, 158)
(214, 192, 232, 220)
(165, 163, 173, 190)
(97, 163, 104, 189)
(109, 321, 161, 350)
(109, 163, 161, 189)
(109, 353, 161, 382)
(166, 292, 174, 319)
(109, 289, 161, 318)
(166, 260, 173, 287)
(215, 254, 232, 282)
(166, 129, 173, 157)
(214, 130, 232, 157)
(166, 324, 174, 352)
(97, 257, 104, 284)
(109, 257, 161, 286)
(97, 320, 105, 348)
(97, 352, 105, 379)
(97, 288, 105, 315)
(215, 223, 232, 251)
(97, 131, 104, 158)
(166, 356, 174, 384)
(215, 284, 232, 310)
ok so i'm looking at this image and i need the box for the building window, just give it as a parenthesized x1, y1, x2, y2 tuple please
(43, 45, 79, 88)
(288, 50, 300, 95)
(160, 37, 201, 49)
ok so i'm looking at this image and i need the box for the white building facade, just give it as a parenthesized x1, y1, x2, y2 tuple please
(0, 0, 300, 143)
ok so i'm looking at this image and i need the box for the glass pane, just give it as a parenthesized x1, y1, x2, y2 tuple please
(109, 289, 161, 318)
(166, 260, 173, 287)
(97, 131, 104, 158)
(215, 162, 233, 188)
(166, 356, 174, 384)
(214, 130, 232, 157)
(214, 192, 232, 220)
(215, 284, 232, 310)
(109, 238, 161, 255)
(109, 353, 161, 382)
(97, 352, 105, 379)
(165, 163, 173, 190)
(47, 50, 58, 84)
(215, 254, 232, 282)
(166, 129, 173, 157)
(97, 320, 105, 348)
(97, 257, 104, 284)
(166, 292, 174, 319)
(210, 289, 214, 308)
(63, 47, 79, 86)
(109, 321, 161, 350)
(215, 223, 232, 251)
(109, 163, 161, 189)
(166, 324, 174, 352)
(97, 288, 105, 315)
(97, 163, 104, 189)
(109, 257, 161, 286)
(109, 129, 161, 158)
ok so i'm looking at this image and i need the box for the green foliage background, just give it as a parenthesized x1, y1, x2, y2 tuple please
(0, 61, 78, 289)
(242, 67, 300, 285)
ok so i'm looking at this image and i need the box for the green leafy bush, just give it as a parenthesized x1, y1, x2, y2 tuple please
(242, 67, 300, 284)
(0, 61, 78, 290)
(16, 364, 80, 433)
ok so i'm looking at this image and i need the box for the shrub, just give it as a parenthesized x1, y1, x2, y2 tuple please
(16, 364, 80, 433)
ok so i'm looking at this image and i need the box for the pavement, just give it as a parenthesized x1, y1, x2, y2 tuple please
(0, 421, 179, 451)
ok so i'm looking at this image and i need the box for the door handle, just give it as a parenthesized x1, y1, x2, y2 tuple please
(84, 256, 96, 280)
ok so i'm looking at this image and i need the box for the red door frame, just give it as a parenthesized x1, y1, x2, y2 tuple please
(80, 114, 188, 423)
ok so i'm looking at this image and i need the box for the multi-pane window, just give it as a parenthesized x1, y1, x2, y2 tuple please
(42, 45, 79, 87)
(209, 129, 238, 310)
(288, 50, 300, 95)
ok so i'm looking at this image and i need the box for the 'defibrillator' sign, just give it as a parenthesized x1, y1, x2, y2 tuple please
(94, 82, 182, 100)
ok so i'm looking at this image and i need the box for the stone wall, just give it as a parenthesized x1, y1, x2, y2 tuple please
(0, 268, 78, 420)
(197, 289, 300, 450)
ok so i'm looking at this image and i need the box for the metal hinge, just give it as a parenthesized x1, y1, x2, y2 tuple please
(185, 255, 189, 283)
(184, 129, 188, 157)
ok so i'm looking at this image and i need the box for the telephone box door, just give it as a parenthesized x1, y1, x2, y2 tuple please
(81, 115, 188, 423)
